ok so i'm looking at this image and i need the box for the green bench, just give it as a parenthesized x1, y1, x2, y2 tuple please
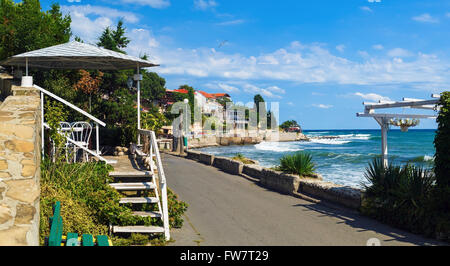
(47, 201, 112, 246)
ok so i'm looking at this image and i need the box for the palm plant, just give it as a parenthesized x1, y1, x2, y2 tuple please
(278, 152, 316, 176)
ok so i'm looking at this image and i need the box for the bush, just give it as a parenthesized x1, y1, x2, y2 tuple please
(361, 158, 437, 236)
(277, 152, 315, 176)
(40, 160, 188, 245)
(433, 91, 450, 239)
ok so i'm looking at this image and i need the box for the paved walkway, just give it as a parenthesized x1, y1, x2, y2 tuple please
(162, 153, 443, 246)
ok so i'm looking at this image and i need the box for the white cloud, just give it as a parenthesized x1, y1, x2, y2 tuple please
(243, 84, 285, 99)
(358, 50, 370, 58)
(216, 19, 245, 26)
(354, 92, 391, 102)
(412, 13, 439, 23)
(312, 104, 333, 109)
(61, 5, 141, 42)
(194, 0, 217, 10)
(367, 0, 381, 2)
(372, 44, 384, 50)
(67, 0, 81, 2)
(360, 6, 372, 12)
(217, 83, 239, 93)
(336, 44, 345, 52)
(119, 0, 170, 8)
(387, 48, 413, 57)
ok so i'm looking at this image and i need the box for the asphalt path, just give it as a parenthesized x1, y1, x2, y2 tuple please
(163, 154, 442, 246)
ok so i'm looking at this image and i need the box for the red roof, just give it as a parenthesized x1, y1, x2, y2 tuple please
(212, 93, 230, 98)
(167, 89, 197, 95)
(197, 90, 216, 99)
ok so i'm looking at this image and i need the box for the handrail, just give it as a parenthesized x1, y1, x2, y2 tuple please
(34, 85, 106, 127)
(138, 129, 170, 240)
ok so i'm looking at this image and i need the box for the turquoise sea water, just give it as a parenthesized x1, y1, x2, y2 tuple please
(196, 129, 436, 188)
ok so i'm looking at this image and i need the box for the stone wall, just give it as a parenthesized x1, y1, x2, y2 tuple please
(212, 156, 243, 175)
(0, 86, 41, 246)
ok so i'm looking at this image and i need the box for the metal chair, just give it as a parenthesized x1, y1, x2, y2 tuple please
(71, 122, 92, 162)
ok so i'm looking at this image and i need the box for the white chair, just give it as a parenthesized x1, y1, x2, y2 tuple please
(71, 122, 92, 162)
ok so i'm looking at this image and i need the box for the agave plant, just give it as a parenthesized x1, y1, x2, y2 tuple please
(278, 152, 316, 176)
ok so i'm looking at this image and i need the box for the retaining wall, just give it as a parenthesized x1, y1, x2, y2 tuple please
(0, 85, 41, 246)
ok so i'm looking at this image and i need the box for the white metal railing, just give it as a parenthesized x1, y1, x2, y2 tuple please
(34, 85, 106, 160)
(138, 129, 170, 241)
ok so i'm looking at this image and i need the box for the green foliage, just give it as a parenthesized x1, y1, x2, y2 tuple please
(167, 188, 189, 229)
(141, 71, 167, 103)
(232, 153, 256, 165)
(40, 160, 188, 245)
(280, 120, 300, 130)
(97, 19, 130, 54)
(433, 91, 450, 239)
(44, 99, 69, 158)
(277, 152, 316, 176)
(141, 110, 168, 132)
(434, 91, 450, 188)
(0, 0, 71, 61)
(361, 158, 441, 237)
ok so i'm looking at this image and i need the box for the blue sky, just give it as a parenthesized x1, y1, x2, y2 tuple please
(39, 0, 449, 129)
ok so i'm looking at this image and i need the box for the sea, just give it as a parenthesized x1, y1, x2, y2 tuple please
(196, 129, 436, 188)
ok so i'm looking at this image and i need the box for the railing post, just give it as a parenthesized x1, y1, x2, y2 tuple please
(95, 122, 100, 155)
(41, 92, 44, 158)
(150, 130, 170, 241)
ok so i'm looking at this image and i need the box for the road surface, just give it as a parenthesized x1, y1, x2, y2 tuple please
(163, 154, 442, 246)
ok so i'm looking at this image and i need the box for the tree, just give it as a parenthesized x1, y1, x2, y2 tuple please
(97, 19, 129, 54)
(280, 120, 300, 130)
(0, 0, 71, 61)
(73, 70, 103, 112)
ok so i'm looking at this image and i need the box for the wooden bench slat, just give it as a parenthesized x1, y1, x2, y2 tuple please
(48, 202, 63, 247)
(47, 202, 112, 247)
(82, 234, 94, 246)
(96, 235, 109, 246)
(66, 233, 79, 246)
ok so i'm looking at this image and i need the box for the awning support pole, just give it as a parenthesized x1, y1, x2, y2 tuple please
(137, 64, 141, 146)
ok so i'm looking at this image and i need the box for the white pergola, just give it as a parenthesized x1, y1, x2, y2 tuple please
(357, 94, 441, 167)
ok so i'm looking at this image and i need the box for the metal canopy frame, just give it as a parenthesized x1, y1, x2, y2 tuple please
(357, 94, 441, 167)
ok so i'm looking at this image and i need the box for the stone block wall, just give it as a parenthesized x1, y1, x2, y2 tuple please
(213, 156, 243, 175)
(0, 86, 41, 246)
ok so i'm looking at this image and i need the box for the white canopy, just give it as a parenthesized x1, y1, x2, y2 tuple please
(0, 41, 158, 70)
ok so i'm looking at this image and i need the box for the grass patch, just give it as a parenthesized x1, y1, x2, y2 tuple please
(232, 153, 256, 164)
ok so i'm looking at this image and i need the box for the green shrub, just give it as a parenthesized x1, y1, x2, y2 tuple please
(361, 158, 437, 236)
(433, 91, 450, 239)
(40, 160, 188, 245)
(278, 152, 316, 176)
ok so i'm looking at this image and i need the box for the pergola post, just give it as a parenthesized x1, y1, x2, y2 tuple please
(374, 117, 389, 168)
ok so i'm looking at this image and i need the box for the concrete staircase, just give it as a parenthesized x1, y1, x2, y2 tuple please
(108, 170, 165, 235)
